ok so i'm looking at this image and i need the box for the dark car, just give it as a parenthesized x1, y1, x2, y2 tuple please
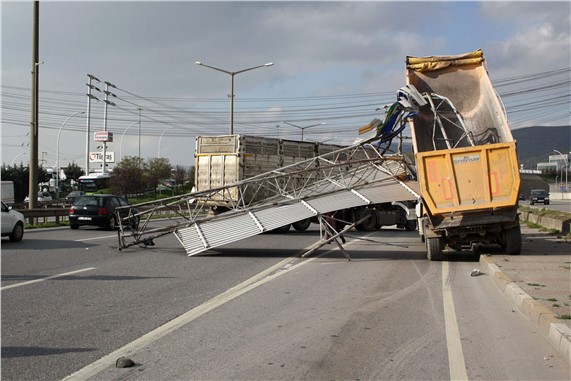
(65, 191, 86, 206)
(529, 189, 549, 205)
(68, 194, 139, 230)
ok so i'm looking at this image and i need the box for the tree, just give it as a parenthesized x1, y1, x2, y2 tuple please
(145, 157, 172, 198)
(172, 165, 187, 194)
(109, 156, 145, 196)
(63, 162, 85, 182)
(1, 164, 49, 202)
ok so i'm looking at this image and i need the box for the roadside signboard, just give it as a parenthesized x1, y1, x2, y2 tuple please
(89, 151, 115, 163)
(94, 131, 114, 142)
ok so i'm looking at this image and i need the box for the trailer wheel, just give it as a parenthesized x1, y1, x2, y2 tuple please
(272, 224, 291, 233)
(405, 219, 417, 231)
(502, 225, 522, 255)
(426, 236, 444, 261)
(292, 218, 311, 231)
(355, 212, 377, 231)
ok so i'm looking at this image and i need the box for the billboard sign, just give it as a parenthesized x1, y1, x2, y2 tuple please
(89, 151, 115, 163)
(94, 131, 114, 142)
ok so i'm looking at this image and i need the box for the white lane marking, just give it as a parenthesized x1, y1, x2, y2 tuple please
(442, 261, 469, 381)
(1, 268, 96, 291)
(62, 237, 366, 381)
(74, 235, 116, 242)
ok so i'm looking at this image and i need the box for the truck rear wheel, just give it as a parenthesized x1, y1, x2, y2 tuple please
(426, 236, 444, 261)
(292, 218, 311, 231)
(355, 212, 377, 231)
(502, 225, 522, 255)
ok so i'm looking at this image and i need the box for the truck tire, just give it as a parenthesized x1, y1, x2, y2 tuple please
(405, 219, 417, 231)
(292, 218, 311, 231)
(502, 225, 522, 255)
(355, 212, 376, 231)
(426, 236, 444, 261)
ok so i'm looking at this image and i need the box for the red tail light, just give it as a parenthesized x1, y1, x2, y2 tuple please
(98, 208, 108, 215)
(69, 207, 74, 213)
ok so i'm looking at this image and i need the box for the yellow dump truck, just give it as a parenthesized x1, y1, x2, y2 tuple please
(406, 49, 522, 260)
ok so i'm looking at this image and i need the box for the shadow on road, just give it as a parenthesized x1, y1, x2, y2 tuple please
(1, 239, 98, 251)
(1, 346, 95, 358)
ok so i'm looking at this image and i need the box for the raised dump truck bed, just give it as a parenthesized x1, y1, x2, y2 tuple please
(406, 49, 522, 259)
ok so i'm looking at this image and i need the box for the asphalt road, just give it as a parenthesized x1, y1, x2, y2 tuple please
(524, 199, 571, 213)
(1, 223, 569, 381)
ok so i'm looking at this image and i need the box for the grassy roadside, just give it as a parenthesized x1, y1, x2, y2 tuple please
(518, 205, 571, 239)
(518, 205, 571, 221)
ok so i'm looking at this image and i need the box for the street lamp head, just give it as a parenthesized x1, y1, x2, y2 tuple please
(264, 62, 274, 67)
(195, 61, 203, 65)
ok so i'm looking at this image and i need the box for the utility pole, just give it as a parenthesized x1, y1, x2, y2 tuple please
(28, 0, 39, 209)
(85, 74, 101, 175)
(102, 81, 116, 174)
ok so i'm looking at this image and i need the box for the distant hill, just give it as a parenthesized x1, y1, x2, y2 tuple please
(382, 125, 569, 169)
(512, 126, 570, 169)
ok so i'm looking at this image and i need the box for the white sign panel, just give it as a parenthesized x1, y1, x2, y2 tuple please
(94, 131, 114, 142)
(89, 152, 115, 163)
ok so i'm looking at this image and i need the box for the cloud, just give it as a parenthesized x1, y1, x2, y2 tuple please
(480, 2, 571, 75)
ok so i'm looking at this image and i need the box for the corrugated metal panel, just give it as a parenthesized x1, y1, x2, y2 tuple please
(253, 203, 315, 231)
(176, 213, 262, 256)
(175, 179, 419, 256)
(356, 182, 419, 203)
(304, 191, 368, 213)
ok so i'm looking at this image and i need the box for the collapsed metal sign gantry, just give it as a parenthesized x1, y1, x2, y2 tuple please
(116, 138, 419, 256)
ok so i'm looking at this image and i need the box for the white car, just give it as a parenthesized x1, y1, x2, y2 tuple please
(1, 201, 25, 241)
(24, 191, 53, 205)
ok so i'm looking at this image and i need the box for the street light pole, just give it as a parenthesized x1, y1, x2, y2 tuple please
(553, 150, 568, 193)
(11, 152, 28, 166)
(56, 111, 84, 200)
(158, 126, 173, 158)
(120, 122, 138, 161)
(195, 61, 274, 134)
(137, 107, 143, 160)
(282, 121, 325, 142)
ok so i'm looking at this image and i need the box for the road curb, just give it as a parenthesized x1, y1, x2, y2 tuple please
(480, 255, 571, 366)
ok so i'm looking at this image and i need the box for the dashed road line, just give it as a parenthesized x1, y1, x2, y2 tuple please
(1, 267, 97, 291)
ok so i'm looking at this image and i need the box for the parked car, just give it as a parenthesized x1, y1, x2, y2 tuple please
(24, 191, 53, 205)
(1, 201, 24, 241)
(68, 194, 139, 230)
(529, 189, 550, 205)
(65, 190, 86, 206)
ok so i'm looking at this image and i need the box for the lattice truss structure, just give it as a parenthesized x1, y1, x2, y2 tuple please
(115, 138, 418, 255)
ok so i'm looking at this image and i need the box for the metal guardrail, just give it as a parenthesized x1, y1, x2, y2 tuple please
(17, 205, 176, 226)
(20, 208, 69, 225)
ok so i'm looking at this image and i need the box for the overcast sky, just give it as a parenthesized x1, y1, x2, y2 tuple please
(1, 0, 570, 170)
